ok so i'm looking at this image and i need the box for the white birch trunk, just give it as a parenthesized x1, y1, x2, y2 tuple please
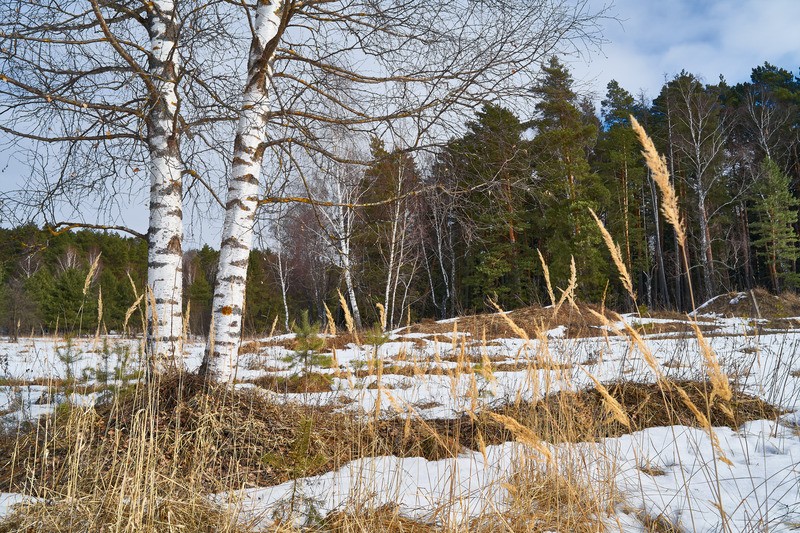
(343, 255, 362, 328)
(382, 169, 404, 330)
(277, 249, 290, 332)
(389, 207, 410, 329)
(697, 191, 714, 299)
(336, 191, 362, 329)
(146, 0, 183, 372)
(430, 204, 451, 317)
(203, 0, 284, 383)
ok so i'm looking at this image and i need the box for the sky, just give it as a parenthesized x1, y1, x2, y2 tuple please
(2, 0, 800, 247)
(572, 0, 800, 103)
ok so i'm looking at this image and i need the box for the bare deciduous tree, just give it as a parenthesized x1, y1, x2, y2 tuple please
(0, 0, 241, 370)
(202, 0, 605, 381)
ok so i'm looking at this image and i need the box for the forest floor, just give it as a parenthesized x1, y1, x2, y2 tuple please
(1, 293, 800, 532)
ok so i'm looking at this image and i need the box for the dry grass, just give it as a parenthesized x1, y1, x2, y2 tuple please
(248, 372, 336, 393)
(0, 122, 794, 531)
(400, 303, 614, 340)
(0, 339, 786, 533)
(320, 506, 438, 532)
(470, 465, 613, 533)
(695, 288, 800, 319)
(0, 496, 251, 533)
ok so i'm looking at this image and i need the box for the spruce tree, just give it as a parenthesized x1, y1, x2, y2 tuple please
(595, 80, 649, 307)
(751, 157, 800, 292)
(447, 104, 536, 309)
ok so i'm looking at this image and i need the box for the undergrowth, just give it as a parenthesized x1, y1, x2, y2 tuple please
(0, 125, 796, 532)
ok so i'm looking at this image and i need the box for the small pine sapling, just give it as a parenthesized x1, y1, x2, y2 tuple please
(291, 310, 329, 372)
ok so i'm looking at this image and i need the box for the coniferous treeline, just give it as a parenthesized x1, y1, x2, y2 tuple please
(0, 227, 289, 337)
(2, 60, 800, 334)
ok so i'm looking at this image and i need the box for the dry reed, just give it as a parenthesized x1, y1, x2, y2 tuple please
(589, 208, 635, 302)
(631, 117, 686, 249)
(537, 249, 556, 307)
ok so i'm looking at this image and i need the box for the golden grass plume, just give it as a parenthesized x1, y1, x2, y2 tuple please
(631, 116, 686, 248)
(589, 207, 635, 302)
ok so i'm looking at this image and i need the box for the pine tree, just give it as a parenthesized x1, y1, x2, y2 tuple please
(530, 57, 609, 300)
(594, 80, 650, 307)
(751, 157, 800, 292)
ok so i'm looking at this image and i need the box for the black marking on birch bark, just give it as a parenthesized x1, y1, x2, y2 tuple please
(155, 246, 181, 257)
(254, 142, 267, 161)
(245, 2, 291, 94)
(225, 198, 249, 211)
(163, 180, 181, 196)
(149, 199, 170, 208)
(221, 237, 248, 249)
(155, 298, 180, 305)
(166, 208, 182, 218)
(213, 344, 236, 357)
(234, 174, 259, 186)
(229, 321, 239, 328)
(166, 125, 180, 148)
(167, 235, 182, 254)
(219, 275, 246, 284)
(230, 258, 249, 268)
(233, 136, 256, 156)
(232, 156, 249, 166)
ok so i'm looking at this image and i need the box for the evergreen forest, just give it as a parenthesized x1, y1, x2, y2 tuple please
(3, 59, 800, 336)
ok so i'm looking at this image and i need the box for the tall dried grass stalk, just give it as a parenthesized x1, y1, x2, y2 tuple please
(83, 252, 102, 297)
(620, 316, 734, 467)
(123, 296, 144, 334)
(337, 289, 354, 333)
(182, 301, 191, 340)
(672, 384, 734, 466)
(631, 117, 686, 249)
(90, 288, 105, 350)
(376, 303, 387, 331)
(479, 328, 497, 384)
(488, 412, 552, 462)
(621, 321, 663, 377)
(555, 256, 578, 314)
(579, 366, 631, 428)
(537, 249, 556, 307)
(489, 300, 529, 342)
(589, 208, 635, 302)
(691, 323, 732, 403)
(323, 302, 337, 336)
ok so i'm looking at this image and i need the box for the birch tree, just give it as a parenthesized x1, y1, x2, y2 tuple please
(0, 0, 185, 368)
(666, 73, 733, 299)
(203, 0, 289, 381)
(0, 0, 238, 371)
(202, 0, 605, 381)
(319, 163, 365, 329)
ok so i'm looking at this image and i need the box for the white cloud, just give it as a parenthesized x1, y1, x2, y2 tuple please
(570, 0, 800, 103)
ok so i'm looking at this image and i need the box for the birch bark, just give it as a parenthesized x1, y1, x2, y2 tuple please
(332, 181, 363, 329)
(146, 0, 184, 371)
(203, 0, 286, 382)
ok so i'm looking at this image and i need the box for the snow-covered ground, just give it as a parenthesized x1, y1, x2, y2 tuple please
(2, 312, 800, 531)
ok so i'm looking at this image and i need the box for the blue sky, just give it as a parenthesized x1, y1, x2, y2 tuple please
(3, 0, 800, 246)
(572, 0, 800, 102)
